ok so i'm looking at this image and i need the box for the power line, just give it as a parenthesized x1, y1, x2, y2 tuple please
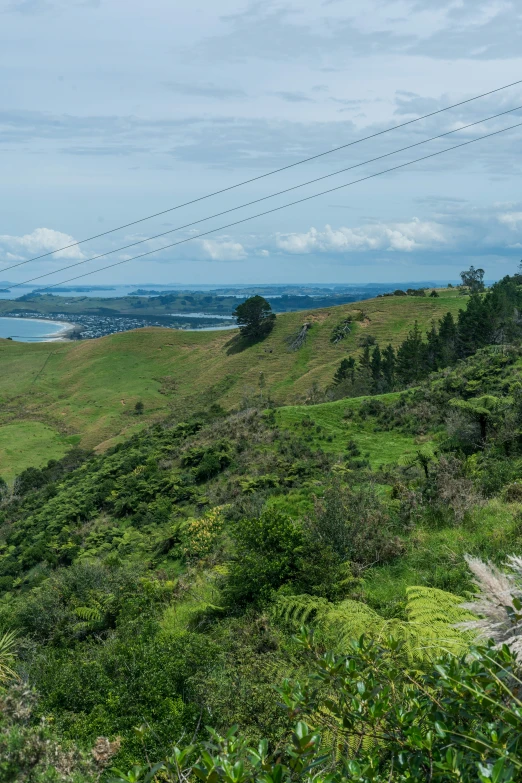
(11, 77, 522, 266)
(29, 118, 522, 293)
(6, 103, 522, 289)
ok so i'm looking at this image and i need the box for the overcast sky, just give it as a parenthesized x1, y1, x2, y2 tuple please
(2, 0, 522, 286)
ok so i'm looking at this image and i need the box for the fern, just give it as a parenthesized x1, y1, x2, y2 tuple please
(275, 587, 478, 766)
(0, 629, 18, 683)
(74, 605, 103, 623)
(274, 594, 330, 627)
(275, 586, 476, 663)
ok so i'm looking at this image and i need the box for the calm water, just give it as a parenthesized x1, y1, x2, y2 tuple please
(0, 317, 71, 342)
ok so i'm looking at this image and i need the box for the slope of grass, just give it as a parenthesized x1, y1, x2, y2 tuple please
(0, 422, 78, 482)
(0, 293, 464, 457)
(276, 393, 423, 469)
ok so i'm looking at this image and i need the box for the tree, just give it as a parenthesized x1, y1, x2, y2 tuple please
(395, 321, 427, 385)
(333, 357, 355, 385)
(429, 289, 439, 297)
(134, 401, 144, 415)
(382, 344, 395, 391)
(115, 637, 522, 783)
(438, 311, 457, 365)
(225, 510, 303, 606)
(460, 265, 485, 292)
(456, 293, 492, 357)
(233, 295, 276, 341)
(370, 345, 383, 393)
(450, 394, 505, 443)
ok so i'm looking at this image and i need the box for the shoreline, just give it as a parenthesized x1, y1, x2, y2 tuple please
(0, 316, 79, 342)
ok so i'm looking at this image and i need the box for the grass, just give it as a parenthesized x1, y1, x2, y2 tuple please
(0, 421, 78, 482)
(364, 498, 522, 617)
(276, 393, 424, 469)
(0, 292, 464, 462)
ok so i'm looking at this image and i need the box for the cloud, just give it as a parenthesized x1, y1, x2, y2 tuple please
(498, 212, 522, 230)
(186, 0, 522, 67)
(409, 1, 522, 60)
(6, 0, 53, 13)
(276, 218, 450, 254)
(199, 239, 247, 261)
(0, 228, 85, 260)
(163, 81, 246, 100)
(273, 91, 314, 103)
(6, 0, 99, 12)
(189, 2, 412, 65)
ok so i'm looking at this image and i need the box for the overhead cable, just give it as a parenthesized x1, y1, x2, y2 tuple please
(25, 117, 522, 292)
(5, 103, 522, 288)
(12, 77, 522, 265)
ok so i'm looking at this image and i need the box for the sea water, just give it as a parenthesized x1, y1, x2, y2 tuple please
(0, 317, 71, 342)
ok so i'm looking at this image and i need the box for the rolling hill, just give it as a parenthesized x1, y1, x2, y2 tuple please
(0, 290, 464, 478)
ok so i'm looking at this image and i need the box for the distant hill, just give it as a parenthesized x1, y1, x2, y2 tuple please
(0, 290, 464, 478)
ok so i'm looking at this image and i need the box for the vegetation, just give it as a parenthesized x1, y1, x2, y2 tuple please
(233, 295, 276, 341)
(0, 288, 462, 465)
(4, 272, 522, 779)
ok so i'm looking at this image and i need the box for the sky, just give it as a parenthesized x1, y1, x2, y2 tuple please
(2, 0, 522, 286)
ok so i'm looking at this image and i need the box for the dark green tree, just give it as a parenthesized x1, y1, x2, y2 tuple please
(425, 321, 440, 372)
(395, 321, 427, 385)
(456, 293, 492, 357)
(333, 357, 355, 385)
(233, 295, 276, 341)
(429, 289, 439, 297)
(134, 401, 144, 415)
(382, 344, 395, 391)
(225, 510, 303, 606)
(370, 344, 383, 393)
(438, 311, 457, 365)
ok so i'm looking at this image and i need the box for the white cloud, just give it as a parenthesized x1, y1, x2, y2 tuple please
(199, 239, 247, 261)
(0, 228, 85, 260)
(498, 212, 522, 230)
(276, 218, 449, 255)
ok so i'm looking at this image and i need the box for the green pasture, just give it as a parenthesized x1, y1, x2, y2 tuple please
(276, 393, 426, 468)
(0, 292, 464, 459)
(0, 421, 78, 482)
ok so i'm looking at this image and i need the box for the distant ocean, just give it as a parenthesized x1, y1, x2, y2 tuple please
(0, 317, 72, 342)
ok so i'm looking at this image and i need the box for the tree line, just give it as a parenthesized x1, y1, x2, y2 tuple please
(332, 273, 522, 396)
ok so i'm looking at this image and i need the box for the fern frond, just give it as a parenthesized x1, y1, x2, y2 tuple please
(403, 586, 476, 660)
(323, 599, 388, 649)
(273, 594, 331, 627)
(0, 629, 19, 683)
(74, 605, 103, 623)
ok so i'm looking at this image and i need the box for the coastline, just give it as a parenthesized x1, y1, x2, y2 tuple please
(0, 316, 79, 342)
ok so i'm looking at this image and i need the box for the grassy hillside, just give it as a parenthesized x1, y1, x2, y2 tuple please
(0, 291, 463, 474)
(3, 275, 522, 776)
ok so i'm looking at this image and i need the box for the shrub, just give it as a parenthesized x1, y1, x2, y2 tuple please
(182, 506, 226, 560)
(0, 683, 115, 782)
(225, 510, 304, 606)
(503, 481, 522, 502)
(114, 638, 522, 783)
(305, 481, 402, 569)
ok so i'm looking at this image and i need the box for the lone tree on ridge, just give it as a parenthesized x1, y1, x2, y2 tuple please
(233, 295, 276, 341)
(460, 265, 485, 293)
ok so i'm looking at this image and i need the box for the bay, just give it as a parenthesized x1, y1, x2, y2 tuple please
(0, 317, 73, 342)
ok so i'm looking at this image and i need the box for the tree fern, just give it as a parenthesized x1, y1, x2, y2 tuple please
(275, 586, 475, 662)
(275, 588, 477, 768)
